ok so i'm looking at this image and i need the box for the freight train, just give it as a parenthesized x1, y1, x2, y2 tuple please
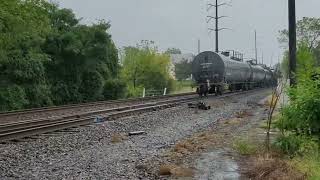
(192, 51, 275, 96)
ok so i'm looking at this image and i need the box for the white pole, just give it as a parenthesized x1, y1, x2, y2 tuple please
(142, 88, 146, 98)
(163, 88, 167, 96)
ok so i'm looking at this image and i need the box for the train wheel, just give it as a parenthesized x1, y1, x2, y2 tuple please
(229, 84, 235, 92)
(217, 85, 223, 95)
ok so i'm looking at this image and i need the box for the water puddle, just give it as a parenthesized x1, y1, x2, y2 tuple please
(195, 149, 239, 180)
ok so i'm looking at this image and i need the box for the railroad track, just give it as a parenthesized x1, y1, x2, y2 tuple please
(0, 93, 198, 142)
(0, 89, 267, 142)
(0, 92, 196, 124)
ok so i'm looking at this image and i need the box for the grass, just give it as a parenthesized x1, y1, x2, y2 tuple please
(171, 80, 195, 94)
(244, 154, 306, 179)
(288, 150, 320, 180)
(232, 138, 258, 155)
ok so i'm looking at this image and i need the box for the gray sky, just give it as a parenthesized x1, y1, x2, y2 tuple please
(56, 0, 320, 66)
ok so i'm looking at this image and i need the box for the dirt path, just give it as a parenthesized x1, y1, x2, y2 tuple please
(145, 90, 272, 180)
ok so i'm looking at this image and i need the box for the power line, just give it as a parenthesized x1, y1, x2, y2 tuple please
(206, 0, 231, 52)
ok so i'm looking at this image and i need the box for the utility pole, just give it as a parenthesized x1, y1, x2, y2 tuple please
(288, 0, 297, 86)
(207, 0, 230, 53)
(198, 39, 201, 54)
(215, 0, 219, 53)
(255, 30, 258, 64)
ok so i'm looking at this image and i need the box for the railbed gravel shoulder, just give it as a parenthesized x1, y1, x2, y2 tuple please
(0, 89, 270, 180)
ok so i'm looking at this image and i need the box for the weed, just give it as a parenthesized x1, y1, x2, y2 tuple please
(273, 135, 318, 156)
(233, 138, 257, 155)
(291, 154, 320, 179)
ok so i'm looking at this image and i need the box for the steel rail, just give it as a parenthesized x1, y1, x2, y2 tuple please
(0, 97, 195, 134)
(0, 92, 195, 118)
(0, 88, 268, 142)
(0, 96, 197, 142)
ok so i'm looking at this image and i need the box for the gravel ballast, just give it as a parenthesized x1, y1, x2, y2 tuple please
(0, 89, 270, 179)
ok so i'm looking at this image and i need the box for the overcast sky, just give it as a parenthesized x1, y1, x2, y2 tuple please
(55, 0, 320, 66)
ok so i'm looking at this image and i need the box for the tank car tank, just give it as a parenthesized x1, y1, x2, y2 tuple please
(192, 51, 252, 95)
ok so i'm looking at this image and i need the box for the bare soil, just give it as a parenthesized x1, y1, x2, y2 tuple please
(145, 92, 304, 180)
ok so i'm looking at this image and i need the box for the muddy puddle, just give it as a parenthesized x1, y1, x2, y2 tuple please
(194, 149, 239, 180)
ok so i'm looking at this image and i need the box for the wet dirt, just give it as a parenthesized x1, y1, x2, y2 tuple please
(195, 149, 239, 180)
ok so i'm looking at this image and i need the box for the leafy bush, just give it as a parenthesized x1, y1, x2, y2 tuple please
(277, 43, 320, 137)
(0, 0, 120, 111)
(274, 135, 318, 156)
(126, 86, 143, 98)
(50, 82, 75, 105)
(79, 71, 104, 102)
(103, 79, 126, 100)
(120, 41, 174, 97)
(291, 154, 320, 180)
(24, 84, 53, 108)
(0, 85, 28, 111)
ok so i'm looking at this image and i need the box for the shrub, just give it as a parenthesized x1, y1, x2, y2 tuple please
(103, 79, 126, 100)
(0, 85, 28, 111)
(126, 86, 143, 98)
(276, 43, 320, 136)
(232, 138, 257, 155)
(291, 153, 320, 179)
(24, 84, 53, 108)
(274, 135, 318, 156)
(79, 71, 104, 102)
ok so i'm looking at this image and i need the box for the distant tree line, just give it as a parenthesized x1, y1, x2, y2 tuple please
(165, 48, 193, 81)
(279, 17, 320, 76)
(121, 41, 175, 97)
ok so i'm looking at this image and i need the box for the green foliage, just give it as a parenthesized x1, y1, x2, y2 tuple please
(0, 0, 52, 111)
(103, 79, 126, 100)
(277, 65, 320, 134)
(0, 0, 122, 111)
(126, 86, 144, 98)
(174, 60, 192, 80)
(274, 135, 318, 156)
(0, 85, 28, 111)
(281, 43, 316, 77)
(79, 71, 104, 102)
(165, 48, 181, 54)
(24, 84, 53, 108)
(232, 138, 257, 155)
(291, 154, 320, 180)
(45, 18, 119, 104)
(171, 80, 195, 94)
(121, 41, 174, 97)
(279, 17, 320, 50)
(279, 17, 320, 68)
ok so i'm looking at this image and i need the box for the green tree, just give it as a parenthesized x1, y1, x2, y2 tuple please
(281, 43, 316, 77)
(174, 60, 192, 80)
(278, 44, 320, 136)
(0, 0, 53, 110)
(279, 17, 320, 50)
(43, 6, 119, 104)
(165, 48, 182, 54)
(0, 0, 122, 111)
(121, 41, 174, 97)
(103, 79, 126, 100)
